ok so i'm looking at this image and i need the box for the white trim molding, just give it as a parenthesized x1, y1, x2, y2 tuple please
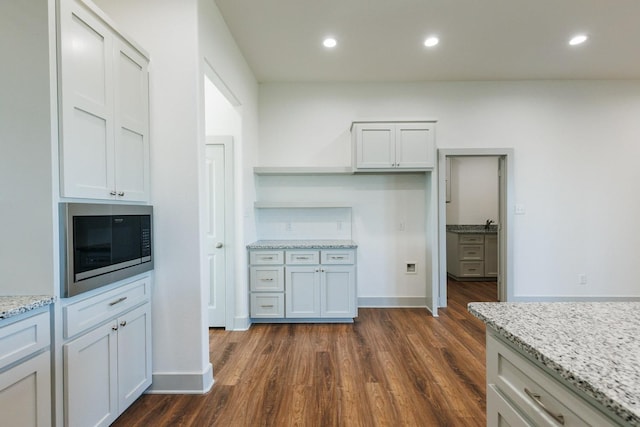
(146, 364, 214, 394)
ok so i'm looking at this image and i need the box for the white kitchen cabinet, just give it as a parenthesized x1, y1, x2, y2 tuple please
(0, 310, 52, 427)
(249, 247, 357, 322)
(58, 0, 150, 201)
(486, 332, 617, 426)
(63, 276, 152, 427)
(352, 122, 435, 171)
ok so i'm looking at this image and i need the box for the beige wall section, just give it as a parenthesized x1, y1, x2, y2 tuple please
(446, 157, 499, 225)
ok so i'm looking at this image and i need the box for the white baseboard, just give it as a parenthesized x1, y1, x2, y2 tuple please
(146, 363, 214, 394)
(358, 297, 426, 308)
(232, 315, 251, 331)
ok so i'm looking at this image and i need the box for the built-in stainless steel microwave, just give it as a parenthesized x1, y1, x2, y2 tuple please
(60, 203, 153, 297)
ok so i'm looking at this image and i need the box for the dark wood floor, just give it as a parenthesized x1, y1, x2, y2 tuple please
(113, 279, 497, 426)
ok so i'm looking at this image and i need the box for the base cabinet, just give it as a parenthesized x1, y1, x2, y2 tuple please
(447, 232, 497, 280)
(250, 248, 357, 322)
(63, 276, 152, 427)
(486, 332, 619, 426)
(0, 310, 52, 427)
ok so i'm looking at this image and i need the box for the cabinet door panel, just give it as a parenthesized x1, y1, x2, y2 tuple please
(117, 303, 152, 410)
(114, 40, 149, 201)
(0, 351, 52, 427)
(395, 123, 435, 168)
(321, 266, 356, 318)
(64, 322, 117, 427)
(356, 124, 395, 168)
(286, 267, 320, 317)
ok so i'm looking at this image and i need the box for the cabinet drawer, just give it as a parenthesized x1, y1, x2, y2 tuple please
(250, 251, 284, 265)
(460, 261, 484, 277)
(286, 250, 320, 264)
(250, 293, 285, 318)
(487, 384, 533, 427)
(460, 244, 484, 260)
(250, 267, 284, 292)
(488, 334, 616, 427)
(321, 249, 355, 265)
(459, 234, 485, 244)
(0, 311, 50, 369)
(64, 276, 150, 339)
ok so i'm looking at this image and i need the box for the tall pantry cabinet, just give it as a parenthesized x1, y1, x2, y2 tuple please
(58, 0, 150, 202)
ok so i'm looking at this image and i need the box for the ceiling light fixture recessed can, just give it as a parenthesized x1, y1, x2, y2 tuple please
(424, 36, 439, 47)
(323, 37, 337, 48)
(569, 34, 588, 46)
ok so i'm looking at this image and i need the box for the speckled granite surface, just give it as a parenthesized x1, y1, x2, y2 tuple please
(0, 296, 55, 320)
(247, 240, 357, 249)
(447, 224, 498, 234)
(468, 302, 640, 425)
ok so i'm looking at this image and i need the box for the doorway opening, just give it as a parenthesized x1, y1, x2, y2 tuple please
(437, 149, 514, 309)
(203, 65, 240, 329)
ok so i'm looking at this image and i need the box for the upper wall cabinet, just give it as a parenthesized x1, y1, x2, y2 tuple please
(352, 121, 436, 171)
(58, 0, 150, 202)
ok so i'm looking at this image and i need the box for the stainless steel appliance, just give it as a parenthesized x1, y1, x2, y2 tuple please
(60, 203, 153, 297)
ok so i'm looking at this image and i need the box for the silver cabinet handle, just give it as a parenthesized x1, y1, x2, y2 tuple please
(262, 256, 274, 260)
(216, 242, 223, 248)
(109, 296, 127, 306)
(260, 278, 274, 281)
(120, 320, 127, 327)
(296, 256, 309, 260)
(118, 191, 125, 196)
(261, 304, 274, 308)
(331, 256, 345, 260)
(524, 388, 565, 425)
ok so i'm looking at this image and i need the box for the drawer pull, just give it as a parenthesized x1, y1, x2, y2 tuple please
(260, 278, 274, 281)
(261, 304, 274, 308)
(109, 297, 128, 306)
(296, 256, 309, 260)
(331, 256, 345, 260)
(120, 320, 127, 327)
(262, 256, 274, 260)
(525, 388, 565, 425)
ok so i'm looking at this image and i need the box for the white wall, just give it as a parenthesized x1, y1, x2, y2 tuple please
(446, 157, 499, 225)
(258, 81, 640, 299)
(0, 0, 56, 295)
(93, 0, 259, 392)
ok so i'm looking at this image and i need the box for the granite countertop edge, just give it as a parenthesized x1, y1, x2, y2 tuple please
(0, 295, 56, 320)
(247, 239, 358, 249)
(468, 302, 640, 426)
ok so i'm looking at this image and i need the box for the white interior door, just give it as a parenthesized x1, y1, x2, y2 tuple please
(206, 144, 226, 327)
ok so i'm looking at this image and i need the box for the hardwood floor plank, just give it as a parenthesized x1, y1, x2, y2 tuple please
(113, 279, 497, 426)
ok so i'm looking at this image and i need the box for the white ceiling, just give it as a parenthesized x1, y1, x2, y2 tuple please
(214, 0, 640, 83)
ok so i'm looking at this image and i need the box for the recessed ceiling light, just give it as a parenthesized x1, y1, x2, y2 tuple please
(569, 34, 588, 46)
(424, 37, 439, 47)
(323, 38, 337, 48)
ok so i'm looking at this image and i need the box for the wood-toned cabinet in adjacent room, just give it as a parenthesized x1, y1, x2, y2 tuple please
(58, 0, 150, 202)
(352, 122, 436, 171)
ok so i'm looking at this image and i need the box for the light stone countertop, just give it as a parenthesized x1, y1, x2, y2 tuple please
(468, 301, 640, 426)
(247, 240, 357, 249)
(0, 295, 55, 320)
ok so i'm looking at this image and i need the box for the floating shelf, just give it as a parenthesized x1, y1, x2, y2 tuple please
(254, 166, 353, 176)
(254, 201, 352, 209)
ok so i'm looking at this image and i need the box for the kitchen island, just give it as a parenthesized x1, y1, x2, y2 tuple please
(469, 301, 640, 426)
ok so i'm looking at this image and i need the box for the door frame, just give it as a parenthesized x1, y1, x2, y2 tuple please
(437, 148, 514, 307)
(205, 136, 235, 329)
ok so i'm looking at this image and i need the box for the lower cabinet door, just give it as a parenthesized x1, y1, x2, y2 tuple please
(487, 384, 532, 427)
(321, 266, 356, 318)
(286, 266, 321, 317)
(0, 350, 52, 427)
(64, 322, 118, 427)
(117, 303, 152, 411)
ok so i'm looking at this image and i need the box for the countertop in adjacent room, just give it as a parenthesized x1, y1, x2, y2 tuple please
(0, 295, 55, 320)
(247, 240, 358, 249)
(469, 301, 640, 425)
(447, 224, 498, 234)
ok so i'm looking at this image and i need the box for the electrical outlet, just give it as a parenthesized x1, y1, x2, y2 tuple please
(578, 274, 587, 285)
(285, 222, 292, 231)
(399, 221, 405, 232)
(337, 220, 342, 231)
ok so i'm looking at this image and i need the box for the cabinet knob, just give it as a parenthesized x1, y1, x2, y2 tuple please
(112, 325, 118, 331)
(110, 191, 117, 196)
(118, 191, 125, 197)
(120, 320, 127, 327)
(216, 242, 223, 248)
